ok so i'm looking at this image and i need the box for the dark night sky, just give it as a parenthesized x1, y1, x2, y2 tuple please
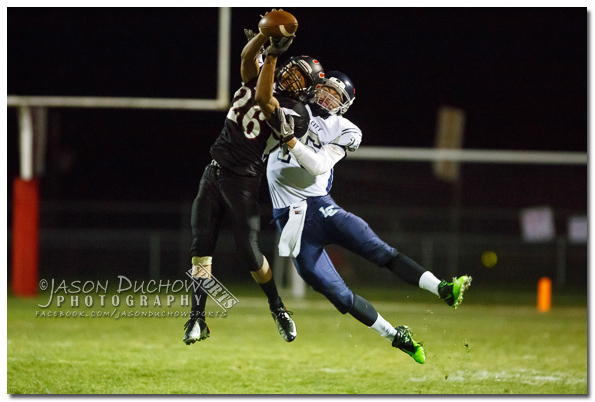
(7, 8, 587, 210)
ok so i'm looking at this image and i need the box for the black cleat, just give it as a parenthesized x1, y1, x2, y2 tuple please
(392, 325, 425, 364)
(271, 306, 297, 342)
(183, 317, 210, 345)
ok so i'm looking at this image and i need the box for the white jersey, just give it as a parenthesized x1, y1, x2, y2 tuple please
(267, 104, 362, 209)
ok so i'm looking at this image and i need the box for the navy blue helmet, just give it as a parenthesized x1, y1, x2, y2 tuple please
(312, 71, 356, 116)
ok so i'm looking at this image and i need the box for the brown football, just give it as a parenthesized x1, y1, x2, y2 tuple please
(258, 9, 298, 38)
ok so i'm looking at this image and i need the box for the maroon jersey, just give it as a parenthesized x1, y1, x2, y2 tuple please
(210, 77, 309, 177)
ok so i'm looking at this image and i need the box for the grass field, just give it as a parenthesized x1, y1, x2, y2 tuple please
(7, 284, 588, 394)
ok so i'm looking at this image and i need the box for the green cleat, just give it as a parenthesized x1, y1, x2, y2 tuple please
(438, 275, 472, 309)
(392, 325, 425, 364)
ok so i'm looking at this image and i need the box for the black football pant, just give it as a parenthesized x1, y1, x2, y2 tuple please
(190, 162, 264, 272)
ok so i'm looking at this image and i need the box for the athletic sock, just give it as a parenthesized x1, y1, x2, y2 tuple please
(259, 277, 283, 310)
(349, 295, 398, 342)
(419, 271, 441, 296)
(191, 277, 208, 320)
(370, 313, 397, 342)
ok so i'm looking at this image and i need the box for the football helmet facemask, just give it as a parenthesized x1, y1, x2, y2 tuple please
(276, 56, 325, 102)
(312, 71, 356, 116)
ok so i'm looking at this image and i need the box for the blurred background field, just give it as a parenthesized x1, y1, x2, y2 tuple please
(7, 284, 587, 394)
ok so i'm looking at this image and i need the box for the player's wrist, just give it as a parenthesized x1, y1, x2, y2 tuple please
(285, 137, 298, 148)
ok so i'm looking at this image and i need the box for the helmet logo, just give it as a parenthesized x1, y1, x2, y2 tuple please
(297, 60, 313, 74)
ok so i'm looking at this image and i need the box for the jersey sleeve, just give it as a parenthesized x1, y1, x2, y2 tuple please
(329, 117, 362, 152)
(290, 142, 345, 176)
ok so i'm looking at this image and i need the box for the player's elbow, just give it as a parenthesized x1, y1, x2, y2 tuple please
(240, 43, 256, 63)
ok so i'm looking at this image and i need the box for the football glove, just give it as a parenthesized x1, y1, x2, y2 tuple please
(267, 107, 295, 143)
(244, 28, 257, 42)
(265, 36, 294, 58)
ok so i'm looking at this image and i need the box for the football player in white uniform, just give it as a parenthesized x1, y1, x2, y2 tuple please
(258, 67, 472, 364)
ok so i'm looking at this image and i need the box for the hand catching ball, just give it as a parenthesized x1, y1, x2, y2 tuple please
(258, 9, 298, 38)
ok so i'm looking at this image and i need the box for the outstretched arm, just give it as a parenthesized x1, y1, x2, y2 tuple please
(241, 32, 269, 84)
(255, 54, 281, 120)
(255, 36, 295, 119)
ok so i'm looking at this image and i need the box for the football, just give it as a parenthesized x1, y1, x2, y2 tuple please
(258, 9, 298, 38)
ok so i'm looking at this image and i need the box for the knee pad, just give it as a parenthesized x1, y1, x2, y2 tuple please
(315, 285, 354, 314)
(368, 243, 398, 267)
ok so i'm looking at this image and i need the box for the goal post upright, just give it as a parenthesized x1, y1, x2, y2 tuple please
(216, 7, 231, 109)
(12, 106, 39, 297)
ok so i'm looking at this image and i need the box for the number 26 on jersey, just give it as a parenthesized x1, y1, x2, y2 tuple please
(226, 86, 266, 139)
